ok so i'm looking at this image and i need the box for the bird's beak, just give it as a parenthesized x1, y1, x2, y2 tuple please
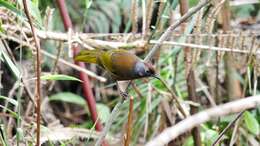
(151, 74, 161, 81)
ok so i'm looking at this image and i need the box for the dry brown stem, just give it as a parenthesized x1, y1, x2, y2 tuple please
(146, 95, 260, 146)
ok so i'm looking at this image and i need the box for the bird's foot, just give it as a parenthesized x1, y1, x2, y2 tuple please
(116, 81, 129, 100)
(119, 91, 129, 100)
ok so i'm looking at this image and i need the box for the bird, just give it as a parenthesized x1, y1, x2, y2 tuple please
(74, 49, 156, 81)
(74, 49, 188, 116)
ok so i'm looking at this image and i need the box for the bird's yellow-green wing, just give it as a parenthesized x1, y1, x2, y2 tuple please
(74, 50, 100, 64)
(99, 49, 117, 73)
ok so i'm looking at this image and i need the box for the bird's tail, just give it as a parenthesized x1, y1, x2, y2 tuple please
(74, 49, 100, 64)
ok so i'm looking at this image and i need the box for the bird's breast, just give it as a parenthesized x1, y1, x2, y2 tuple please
(109, 52, 140, 80)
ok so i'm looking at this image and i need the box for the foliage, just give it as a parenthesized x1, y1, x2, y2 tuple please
(243, 110, 259, 136)
(49, 92, 86, 106)
(41, 74, 82, 82)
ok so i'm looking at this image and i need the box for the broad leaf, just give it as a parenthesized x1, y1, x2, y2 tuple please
(243, 111, 259, 136)
(41, 74, 81, 82)
(49, 92, 85, 106)
(96, 103, 110, 123)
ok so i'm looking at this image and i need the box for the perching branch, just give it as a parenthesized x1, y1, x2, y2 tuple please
(95, 101, 123, 146)
(145, 95, 260, 146)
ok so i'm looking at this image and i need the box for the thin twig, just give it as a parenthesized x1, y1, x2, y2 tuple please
(4, 29, 260, 56)
(41, 50, 107, 81)
(149, 40, 260, 55)
(145, 95, 260, 146)
(47, 42, 63, 91)
(144, 0, 211, 62)
(3, 24, 260, 40)
(3, 25, 260, 55)
(22, 0, 41, 145)
(154, 76, 188, 118)
(229, 116, 241, 146)
(131, 82, 144, 98)
(230, 0, 259, 6)
(212, 111, 244, 146)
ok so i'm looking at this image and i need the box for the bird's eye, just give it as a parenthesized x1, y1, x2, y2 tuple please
(145, 70, 150, 74)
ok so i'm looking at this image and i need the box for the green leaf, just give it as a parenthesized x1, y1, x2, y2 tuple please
(0, 47, 21, 79)
(0, 105, 18, 118)
(0, 95, 18, 106)
(183, 136, 193, 146)
(41, 74, 81, 82)
(189, 0, 199, 7)
(243, 111, 259, 136)
(32, 0, 39, 7)
(96, 103, 110, 123)
(49, 92, 86, 106)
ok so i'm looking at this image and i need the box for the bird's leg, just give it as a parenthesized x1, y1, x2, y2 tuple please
(116, 81, 131, 99)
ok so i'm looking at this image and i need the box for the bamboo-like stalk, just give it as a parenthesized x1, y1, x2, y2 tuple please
(55, 1, 107, 146)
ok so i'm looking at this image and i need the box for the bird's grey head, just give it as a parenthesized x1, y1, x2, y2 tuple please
(134, 61, 156, 78)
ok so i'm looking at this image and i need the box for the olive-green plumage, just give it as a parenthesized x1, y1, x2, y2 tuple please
(74, 49, 155, 80)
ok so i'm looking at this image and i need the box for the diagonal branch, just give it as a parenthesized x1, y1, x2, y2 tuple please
(145, 95, 260, 146)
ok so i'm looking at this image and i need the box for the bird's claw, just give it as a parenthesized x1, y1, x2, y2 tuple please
(119, 91, 129, 99)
